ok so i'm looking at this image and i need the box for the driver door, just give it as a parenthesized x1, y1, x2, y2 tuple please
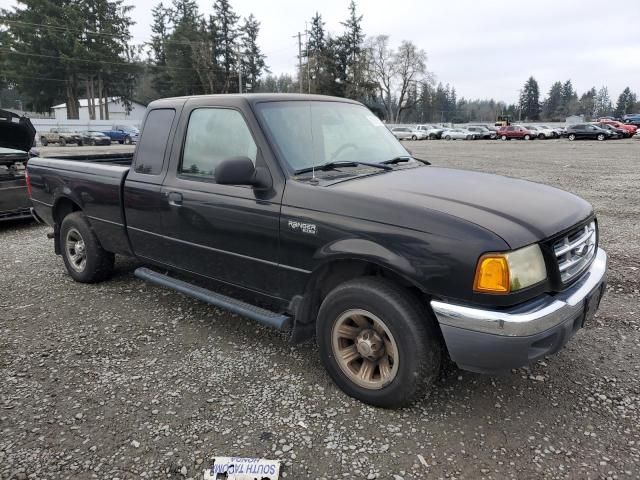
(159, 105, 283, 296)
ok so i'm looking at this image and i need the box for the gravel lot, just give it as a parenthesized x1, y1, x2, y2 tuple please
(1, 139, 639, 479)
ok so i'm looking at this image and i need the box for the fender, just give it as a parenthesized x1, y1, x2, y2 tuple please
(313, 238, 419, 286)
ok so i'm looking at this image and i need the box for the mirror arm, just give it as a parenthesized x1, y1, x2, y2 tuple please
(252, 166, 273, 190)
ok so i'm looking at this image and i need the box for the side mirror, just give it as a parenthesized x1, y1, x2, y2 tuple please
(215, 156, 271, 189)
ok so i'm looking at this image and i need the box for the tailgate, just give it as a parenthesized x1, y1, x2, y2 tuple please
(0, 175, 30, 219)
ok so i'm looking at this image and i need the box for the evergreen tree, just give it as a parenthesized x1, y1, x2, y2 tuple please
(150, 3, 174, 97)
(340, 0, 365, 99)
(543, 81, 562, 120)
(2, 0, 137, 116)
(578, 87, 597, 119)
(239, 14, 267, 92)
(164, 0, 205, 96)
(519, 76, 540, 120)
(614, 87, 637, 117)
(212, 0, 240, 93)
(306, 12, 327, 94)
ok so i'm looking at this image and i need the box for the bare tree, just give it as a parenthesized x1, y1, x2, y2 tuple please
(366, 36, 430, 122)
(366, 35, 395, 121)
(392, 40, 427, 123)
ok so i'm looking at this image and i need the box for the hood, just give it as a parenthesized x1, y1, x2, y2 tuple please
(0, 109, 36, 152)
(330, 166, 593, 248)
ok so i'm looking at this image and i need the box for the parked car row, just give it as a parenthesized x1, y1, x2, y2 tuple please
(38, 125, 140, 146)
(391, 120, 638, 142)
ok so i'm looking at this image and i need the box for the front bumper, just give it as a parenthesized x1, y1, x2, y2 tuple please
(431, 248, 607, 373)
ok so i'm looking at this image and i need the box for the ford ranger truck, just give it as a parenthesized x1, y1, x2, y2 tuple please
(26, 94, 607, 408)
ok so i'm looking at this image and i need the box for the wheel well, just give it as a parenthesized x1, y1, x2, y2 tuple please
(291, 259, 429, 343)
(51, 198, 81, 254)
(53, 197, 81, 225)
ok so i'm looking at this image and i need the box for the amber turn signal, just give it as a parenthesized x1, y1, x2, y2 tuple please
(473, 255, 510, 293)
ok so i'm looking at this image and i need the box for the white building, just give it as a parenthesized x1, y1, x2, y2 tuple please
(52, 97, 146, 121)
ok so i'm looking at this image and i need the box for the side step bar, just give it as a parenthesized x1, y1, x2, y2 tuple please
(134, 267, 291, 331)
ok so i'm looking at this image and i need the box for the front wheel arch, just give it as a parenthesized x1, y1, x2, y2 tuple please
(291, 256, 432, 344)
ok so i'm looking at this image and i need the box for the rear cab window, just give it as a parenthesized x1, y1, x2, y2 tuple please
(134, 109, 176, 175)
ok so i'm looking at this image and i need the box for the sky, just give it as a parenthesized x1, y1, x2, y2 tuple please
(7, 0, 640, 103)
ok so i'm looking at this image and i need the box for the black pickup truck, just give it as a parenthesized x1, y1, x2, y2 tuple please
(27, 94, 607, 408)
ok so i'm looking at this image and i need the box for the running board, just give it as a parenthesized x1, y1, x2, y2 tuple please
(134, 267, 291, 331)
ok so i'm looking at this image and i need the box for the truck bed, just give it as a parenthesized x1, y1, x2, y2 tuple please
(28, 155, 133, 254)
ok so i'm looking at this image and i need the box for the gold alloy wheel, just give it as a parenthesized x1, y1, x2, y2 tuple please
(331, 309, 399, 389)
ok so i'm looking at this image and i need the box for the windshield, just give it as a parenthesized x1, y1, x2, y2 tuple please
(255, 101, 408, 172)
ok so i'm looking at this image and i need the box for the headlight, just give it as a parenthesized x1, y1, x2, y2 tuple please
(473, 244, 547, 294)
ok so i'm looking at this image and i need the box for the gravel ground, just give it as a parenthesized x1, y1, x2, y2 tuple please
(1, 138, 639, 480)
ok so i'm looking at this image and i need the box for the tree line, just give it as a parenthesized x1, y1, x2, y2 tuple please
(1, 0, 638, 123)
(1, 0, 138, 119)
(518, 76, 639, 122)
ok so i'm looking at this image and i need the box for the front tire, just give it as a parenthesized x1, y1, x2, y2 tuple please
(316, 277, 442, 408)
(60, 212, 114, 283)
(445, 135, 452, 140)
(124, 136, 132, 145)
(59, 137, 66, 146)
(568, 133, 576, 141)
(501, 135, 507, 141)
(411, 135, 417, 141)
(41, 137, 48, 146)
(597, 133, 605, 141)
(538, 133, 545, 139)
(524, 134, 531, 140)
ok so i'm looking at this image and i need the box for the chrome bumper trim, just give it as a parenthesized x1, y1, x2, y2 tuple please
(431, 248, 607, 337)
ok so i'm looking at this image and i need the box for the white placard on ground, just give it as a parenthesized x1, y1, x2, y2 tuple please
(203, 457, 280, 480)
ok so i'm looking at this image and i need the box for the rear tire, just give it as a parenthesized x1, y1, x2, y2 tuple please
(411, 135, 417, 140)
(124, 136, 132, 145)
(445, 135, 452, 140)
(538, 133, 545, 139)
(316, 277, 442, 408)
(60, 212, 114, 283)
(41, 137, 48, 146)
(59, 137, 66, 146)
(597, 133, 605, 141)
(524, 134, 531, 140)
(501, 135, 507, 141)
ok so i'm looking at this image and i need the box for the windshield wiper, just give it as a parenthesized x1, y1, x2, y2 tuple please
(295, 160, 393, 175)
(382, 156, 431, 166)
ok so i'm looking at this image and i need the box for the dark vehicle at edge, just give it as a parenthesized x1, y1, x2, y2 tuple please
(27, 94, 608, 408)
(0, 109, 37, 221)
(80, 130, 112, 146)
(566, 123, 613, 141)
(592, 122, 626, 139)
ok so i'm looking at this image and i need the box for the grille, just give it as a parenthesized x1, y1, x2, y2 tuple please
(553, 221, 597, 283)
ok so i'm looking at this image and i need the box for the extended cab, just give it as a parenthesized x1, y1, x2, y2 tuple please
(27, 94, 607, 408)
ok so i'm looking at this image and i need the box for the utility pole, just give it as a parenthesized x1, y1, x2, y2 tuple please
(297, 32, 303, 93)
(305, 23, 310, 93)
(237, 45, 242, 94)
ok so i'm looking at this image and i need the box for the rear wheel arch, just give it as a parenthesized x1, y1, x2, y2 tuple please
(52, 197, 82, 254)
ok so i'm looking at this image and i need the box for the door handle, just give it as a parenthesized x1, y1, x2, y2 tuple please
(166, 191, 183, 207)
